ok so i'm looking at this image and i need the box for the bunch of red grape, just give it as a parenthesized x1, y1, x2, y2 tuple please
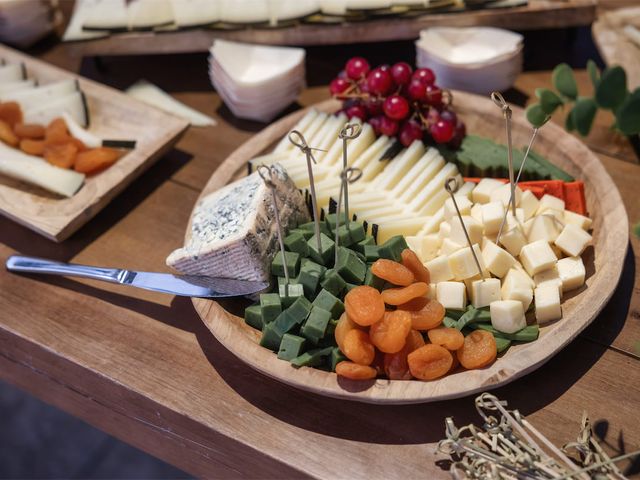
(329, 57, 466, 149)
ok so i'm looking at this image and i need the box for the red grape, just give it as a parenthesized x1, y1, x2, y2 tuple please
(368, 115, 384, 135)
(439, 109, 457, 125)
(366, 68, 394, 96)
(399, 120, 423, 146)
(412, 68, 436, 86)
(364, 97, 383, 116)
(379, 64, 391, 72)
(383, 95, 410, 120)
(430, 119, 454, 143)
(448, 120, 467, 149)
(407, 78, 427, 101)
(345, 57, 370, 80)
(379, 116, 399, 137)
(329, 77, 350, 95)
(346, 104, 368, 121)
(390, 62, 412, 86)
(425, 85, 443, 106)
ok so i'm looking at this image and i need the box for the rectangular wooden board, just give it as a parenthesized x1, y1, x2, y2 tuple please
(0, 44, 190, 242)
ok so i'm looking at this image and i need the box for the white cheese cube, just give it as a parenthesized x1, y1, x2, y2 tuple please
(440, 237, 464, 255)
(427, 283, 437, 300)
(551, 244, 565, 259)
(511, 263, 536, 288)
(554, 224, 592, 257)
(534, 284, 562, 323)
(470, 278, 501, 308)
(482, 240, 516, 278)
(470, 203, 483, 224)
(472, 178, 505, 204)
(463, 274, 482, 298)
(448, 244, 487, 280)
(405, 235, 424, 257)
(506, 208, 525, 224)
(490, 300, 527, 334)
(438, 221, 451, 242)
(533, 265, 563, 298)
(564, 210, 592, 230)
(436, 281, 467, 310)
(425, 254, 454, 283)
(540, 209, 564, 222)
(519, 190, 540, 220)
(556, 256, 586, 292)
(525, 215, 561, 243)
(499, 225, 527, 257)
(421, 234, 441, 262)
(450, 216, 483, 246)
(520, 240, 558, 276)
(501, 273, 533, 311)
(481, 201, 505, 235)
(444, 195, 472, 220)
(490, 184, 523, 208)
(536, 194, 565, 215)
(457, 181, 476, 199)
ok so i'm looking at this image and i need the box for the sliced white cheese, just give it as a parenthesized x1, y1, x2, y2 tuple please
(128, 0, 175, 29)
(0, 63, 26, 83)
(490, 300, 526, 333)
(0, 79, 37, 95)
(83, 0, 129, 31)
(1, 79, 78, 111)
(169, 0, 219, 27)
(23, 91, 89, 128)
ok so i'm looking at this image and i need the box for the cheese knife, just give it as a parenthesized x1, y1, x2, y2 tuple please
(5, 255, 269, 298)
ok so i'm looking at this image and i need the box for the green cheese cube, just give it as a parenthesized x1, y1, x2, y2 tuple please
(260, 322, 283, 351)
(272, 310, 300, 336)
(260, 293, 281, 324)
(324, 213, 347, 233)
(333, 224, 354, 247)
(286, 295, 312, 323)
(348, 222, 366, 243)
(300, 258, 327, 276)
(244, 304, 263, 330)
(301, 306, 332, 344)
(364, 268, 385, 290)
(330, 347, 348, 371)
(298, 269, 321, 298)
(379, 235, 409, 262)
(364, 244, 382, 262)
(335, 246, 367, 284)
(299, 221, 331, 237)
(320, 269, 346, 297)
(272, 251, 301, 277)
(326, 318, 339, 336)
(290, 346, 333, 368)
(353, 235, 375, 253)
(277, 334, 306, 361)
(345, 282, 359, 292)
(312, 289, 344, 318)
(284, 232, 309, 257)
(307, 233, 335, 266)
(278, 283, 305, 308)
(290, 228, 313, 240)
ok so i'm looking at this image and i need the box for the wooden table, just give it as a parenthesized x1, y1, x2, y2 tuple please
(0, 45, 639, 478)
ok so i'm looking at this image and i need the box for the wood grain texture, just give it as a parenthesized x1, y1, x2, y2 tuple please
(63, 0, 595, 55)
(0, 44, 189, 242)
(192, 95, 628, 404)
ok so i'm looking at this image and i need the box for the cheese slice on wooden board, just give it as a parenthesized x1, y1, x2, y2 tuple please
(0, 79, 37, 95)
(0, 63, 26, 83)
(169, 0, 219, 27)
(1, 79, 78, 111)
(82, 0, 129, 31)
(167, 164, 310, 282)
(23, 91, 89, 128)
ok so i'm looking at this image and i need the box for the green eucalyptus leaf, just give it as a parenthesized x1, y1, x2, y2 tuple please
(565, 108, 576, 132)
(587, 59, 600, 88)
(572, 97, 598, 136)
(616, 88, 640, 135)
(595, 66, 628, 110)
(535, 88, 563, 114)
(526, 103, 549, 128)
(552, 63, 578, 99)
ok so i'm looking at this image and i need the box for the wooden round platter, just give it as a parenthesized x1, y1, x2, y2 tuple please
(190, 93, 628, 404)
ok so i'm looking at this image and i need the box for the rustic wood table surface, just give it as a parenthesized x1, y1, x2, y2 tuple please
(0, 33, 639, 478)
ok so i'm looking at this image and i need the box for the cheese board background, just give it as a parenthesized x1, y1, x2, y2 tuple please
(190, 95, 627, 404)
(0, 44, 189, 242)
(64, 0, 596, 56)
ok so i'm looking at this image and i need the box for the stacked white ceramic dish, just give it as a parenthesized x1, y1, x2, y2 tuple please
(416, 27, 523, 95)
(0, 0, 61, 47)
(208, 40, 306, 122)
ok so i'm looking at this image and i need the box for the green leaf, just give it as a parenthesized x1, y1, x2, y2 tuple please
(572, 97, 598, 136)
(595, 66, 628, 110)
(526, 103, 550, 128)
(587, 60, 600, 88)
(565, 108, 576, 132)
(616, 88, 640, 135)
(552, 63, 578, 100)
(535, 88, 563, 114)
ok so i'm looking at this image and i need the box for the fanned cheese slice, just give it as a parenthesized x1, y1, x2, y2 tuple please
(82, 0, 128, 31)
(169, 0, 219, 27)
(128, 0, 174, 30)
(0, 63, 26, 83)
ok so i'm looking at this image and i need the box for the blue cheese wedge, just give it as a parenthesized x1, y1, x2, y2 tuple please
(166, 163, 309, 281)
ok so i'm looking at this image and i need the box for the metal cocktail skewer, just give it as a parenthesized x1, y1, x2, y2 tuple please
(258, 164, 289, 287)
(491, 92, 517, 218)
(338, 123, 362, 228)
(334, 167, 363, 265)
(288, 130, 327, 254)
(444, 177, 485, 280)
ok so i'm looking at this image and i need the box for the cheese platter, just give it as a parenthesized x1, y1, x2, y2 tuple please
(165, 67, 627, 402)
(0, 44, 189, 241)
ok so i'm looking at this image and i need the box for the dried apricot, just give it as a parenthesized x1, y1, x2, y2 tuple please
(70, 136, 87, 152)
(0, 102, 23, 127)
(427, 327, 465, 350)
(74, 147, 120, 174)
(342, 329, 375, 366)
(405, 299, 445, 331)
(383, 330, 425, 380)
(369, 310, 412, 353)
(401, 249, 430, 283)
(335, 361, 377, 380)
(14, 123, 45, 139)
(456, 330, 497, 370)
(0, 119, 19, 147)
(371, 259, 415, 286)
(45, 118, 71, 145)
(43, 142, 78, 169)
(344, 285, 385, 326)
(407, 344, 453, 381)
(381, 282, 429, 306)
(19, 138, 45, 156)
(398, 296, 429, 311)
(406, 329, 426, 351)
(334, 313, 360, 352)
